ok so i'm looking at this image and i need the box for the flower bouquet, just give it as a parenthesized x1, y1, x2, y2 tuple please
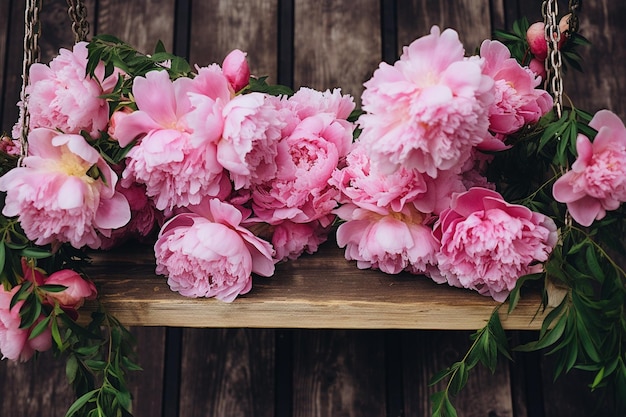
(1, 3, 625, 417)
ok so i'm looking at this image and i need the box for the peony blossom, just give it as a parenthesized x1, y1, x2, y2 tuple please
(335, 203, 439, 275)
(0, 285, 52, 362)
(252, 113, 354, 225)
(222, 49, 250, 93)
(19, 42, 120, 138)
(155, 199, 275, 302)
(433, 188, 558, 302)
(0, 128, 131, 249)
(218, 92, 285, 189)
(479, 40, 552, 150)
(553, 110, 626, 226)
(42, 269, 97, 311)
(117, 69, 230, 210)
(270, 220, 330, 263)
(357, 26, 494, 177)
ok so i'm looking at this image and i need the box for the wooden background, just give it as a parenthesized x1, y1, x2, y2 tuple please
(0, 0, 624, 416)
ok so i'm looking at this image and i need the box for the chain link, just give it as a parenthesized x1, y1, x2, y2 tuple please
(542, 0, 564, 118)
(66, 0, 90, 42)
(18, 0, 43, 165)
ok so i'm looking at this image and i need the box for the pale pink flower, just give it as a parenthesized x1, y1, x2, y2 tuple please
(553, 110, 626, 226)
(252, 113, 353, 225)
(117, 70, 230, 210)
(222, 49, 250, 92)
(271, 220, 330, 262)
(0, 128, 131, 249)
(288, 87, 356, 121)
(330, 141, 429, 213)
(433, 187, 558, 302)
(43, 269, 97, 311)
(335, 203, 439, 275)
(21, 42, 120, 138)
(358, 26, 494, 177)
(479, 40, 552, 149)
(0, 285, 52, 362)
(218, 93, 285, 189)
(155, 199, 275, 302)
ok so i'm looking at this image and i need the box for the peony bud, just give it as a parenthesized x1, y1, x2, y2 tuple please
(43, 269, 97, 310)
(526, 22, 548, 60)
(222, 49, 250, 93)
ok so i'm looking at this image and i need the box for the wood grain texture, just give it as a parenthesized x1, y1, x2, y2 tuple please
(397, 0, 495, 55)
(179, 328, 275, 417)
(81, 241, 549, 330)
(292, 330, 387, 417)
(0, 350, 75, 417)
(1, 0, 25, 132)
(189, 0, 278, 83)
(293, 0, 381, 100)
(97, 0, 176, 53)
(402, 330, 515, 417)
(0, 0, 11, 130)
(127, 327, 167, 417)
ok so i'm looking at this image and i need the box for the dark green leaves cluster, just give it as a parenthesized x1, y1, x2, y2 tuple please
(429, 309, 511, 417)
(64, 311, 140, 417)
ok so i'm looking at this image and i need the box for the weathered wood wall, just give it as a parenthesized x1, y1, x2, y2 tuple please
(0, 1, 624, 416)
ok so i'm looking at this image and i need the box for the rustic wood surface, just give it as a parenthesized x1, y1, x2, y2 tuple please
(81, 241, 549, 330)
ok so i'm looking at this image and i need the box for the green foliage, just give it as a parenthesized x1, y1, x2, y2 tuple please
(429, 306, 510, 417)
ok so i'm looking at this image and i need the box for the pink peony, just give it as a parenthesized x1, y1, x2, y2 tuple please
(479, 40, 552, 149)
(358, 26, 494, 177)
(433, 187, 558, 302)
(154, 199, 275, 302)
(117, 70, 230, 210)
(42, 269, 97, 311)
(335, 203, 439, 275)
(252, 113, 353, 225)
(288, 87, 356, 121)
(218, 92, 285, 189)
(0, 128, 131, 249)
(270, 220, 330, 262)
(331, 141, 429, 213)
(0, 285, 52, 362)
(552, 110, 626, 226)
(21, 42, 120, 138)
(222, 49, 250, 93)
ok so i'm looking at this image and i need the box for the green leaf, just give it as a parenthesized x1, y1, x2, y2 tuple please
(64, 389, 97, 417)
(449, 362, 468, 395)
(585, 246, 605, 282)
(84, 359, 108, 371)
(508, 273, 543, 313)
(66, 355, 79, 384)
(591, 367, 605, 390)
(10, 281, 32, 310)
(39, 284, 68, 293)
(19, 293, 42, 329)
(51, 318, 64, 350)
(0, 240, 6, 273)
(20, 247, 53, 259)
(28, 314, 51, 339)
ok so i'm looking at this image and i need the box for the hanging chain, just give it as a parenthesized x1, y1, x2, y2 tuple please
(66, 0, 90, 42)
(542, 0, 564, 118)
(18, 0, 43, 165)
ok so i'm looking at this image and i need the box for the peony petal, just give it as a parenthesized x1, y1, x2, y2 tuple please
(94, 192, 131, 229)
(57, 177, 85, 209)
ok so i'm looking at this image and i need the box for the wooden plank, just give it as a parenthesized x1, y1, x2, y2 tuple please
(1, 0, 25, 134)
(189, 0, 278, 83)
(293, 0, 381, 99)
(80, 241, 549, 330)
(292, 330, 387, 417)
(397, 0, 495, 55)
(0, 0, 11, 131)
(0, 350, 75, 416)
(96, 0, 176, 53)
(178, 328, 275, 417)
(127, 327, 166, 417)
(402, 330, 516, 417)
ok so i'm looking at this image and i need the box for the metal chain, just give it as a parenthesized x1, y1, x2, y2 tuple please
(18, 0, 42, 165)
(66, 0, 90, 42)
(542, 0, 564, 118)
